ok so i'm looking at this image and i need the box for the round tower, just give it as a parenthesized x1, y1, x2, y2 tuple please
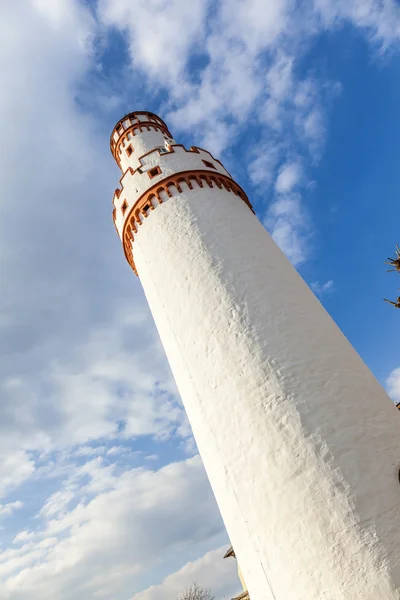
(110, 112, 400, 600)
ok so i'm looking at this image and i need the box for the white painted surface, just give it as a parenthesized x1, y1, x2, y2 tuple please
(130, 186, 400, 600)
(111, 119, 400, 600)
(113, 145, 230, 237)
(119, 130, 173, 172)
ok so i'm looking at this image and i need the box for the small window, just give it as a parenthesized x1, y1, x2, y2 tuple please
(148, 166, 162, 179)
(143, 204, 150, 212)
(203, 159, 216, 170)
(121, 200, 128, 216)
(126, 145, 133, 157)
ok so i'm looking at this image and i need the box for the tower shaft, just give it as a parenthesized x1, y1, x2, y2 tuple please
(110, 112, 400, 600)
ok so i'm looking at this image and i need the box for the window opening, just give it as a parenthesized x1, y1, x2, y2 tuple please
(203, 159, 216, 170)
(121, 200, 128, 216)
(148, 166, 162, 179)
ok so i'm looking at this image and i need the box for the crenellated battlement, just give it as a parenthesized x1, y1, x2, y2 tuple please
(121, 170, 253, 274)
(109, 110, 400, 600)
(110, 112, 252, 275)
(110, 111, 174, 171)
(112, 144, 234, 239)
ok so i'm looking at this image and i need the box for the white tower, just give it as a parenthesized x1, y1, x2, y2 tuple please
(110, 112, 400, 600)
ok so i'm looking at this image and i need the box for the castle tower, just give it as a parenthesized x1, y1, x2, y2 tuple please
(110, 112, 400, 600)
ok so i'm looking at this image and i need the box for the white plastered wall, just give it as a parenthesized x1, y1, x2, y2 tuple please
(131, 183, 400, 600)
(113, 145, 230, 237)
(118, 129, 173, 172)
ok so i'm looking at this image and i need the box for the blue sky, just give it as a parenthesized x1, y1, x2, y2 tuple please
(0, 1, 400, 599)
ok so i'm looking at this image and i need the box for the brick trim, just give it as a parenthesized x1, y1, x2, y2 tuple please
(111, 121, 172, 163)
(120, 170, 254, 275)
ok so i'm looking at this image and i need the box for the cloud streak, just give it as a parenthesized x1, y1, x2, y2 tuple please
(0, 0, 399, 598)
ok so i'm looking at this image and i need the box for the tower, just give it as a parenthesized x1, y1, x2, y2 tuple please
(110, 112, 400, 600)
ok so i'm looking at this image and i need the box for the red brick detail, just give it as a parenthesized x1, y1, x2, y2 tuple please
(120, 170, 253, 276)
(111, 122, 172, 162)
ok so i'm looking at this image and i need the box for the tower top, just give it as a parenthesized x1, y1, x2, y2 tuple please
(110, 111, 172, 167)
(110, 110, 252, 275)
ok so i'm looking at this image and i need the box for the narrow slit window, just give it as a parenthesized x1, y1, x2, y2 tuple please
(126, 145, 133, 157)
(121, 200, 128, 216)
(203, 159, 216, 170)
(148, 166, 162, 179)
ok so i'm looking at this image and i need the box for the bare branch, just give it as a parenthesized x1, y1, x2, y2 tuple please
(385, 244, 400, 273)
(384, 244, 400, 309)
(384, 298, 400, 308)
(177, 582, 215, 600)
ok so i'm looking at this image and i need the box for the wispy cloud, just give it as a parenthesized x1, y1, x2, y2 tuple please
(386, 367, 400, 404)
(96, 0, 396, 268)
(275, 162, 303, 194)
(313, 0, 400, 49)
(310, 280, 335, 297)
(0, 502, 24, 518)
(4, 456, 225, 600)
(265, 193, 311, 266)
(131, 546, 239, 600)
(97, 0, 210, 84)
(0, 0, 399, 598)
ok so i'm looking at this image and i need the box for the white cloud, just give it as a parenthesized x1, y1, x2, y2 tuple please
(73, 446, 106, 457)
(0, 302, 185, 451)
(39, 491, 75, 519)
(96, 0, 398, 272)
(0, 0, 99, 471)
(275, 162, 303, 193)
(0, 502, 24, 518)
(1, 456, 227, 600)
(386, 368, 400, 404)
(131, 546, 240, 600)
(97, 0, 210, 84)
(0, 451, 35, 500)
(145, 455, 159, 462)
(248, 142, 282, 187)
(32, 0, 92, 31)
(313, 0, 400, 49)
(0, 0, 399, 598)
(12, 531, 37, 546)
(310, 280, 335, 297)
(264, 194, 310, 266)
(106, 446, 130, 456)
